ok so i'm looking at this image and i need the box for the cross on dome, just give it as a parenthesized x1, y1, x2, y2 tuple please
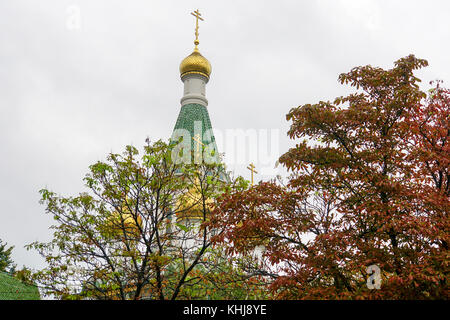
(191, 9, 204, 48)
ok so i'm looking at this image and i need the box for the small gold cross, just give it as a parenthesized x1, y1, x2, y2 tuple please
(192, 134, 204, 153)
(247, 163, 258, 186)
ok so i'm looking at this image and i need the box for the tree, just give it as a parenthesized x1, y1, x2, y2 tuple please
(210, 55, 449, 299)
(168, 246, 272, 300)
(13, 266, 35, 286)
(0, 239, 15, 273)
(28, 139, 253, 300)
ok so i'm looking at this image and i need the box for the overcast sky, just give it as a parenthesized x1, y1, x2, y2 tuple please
(1, 0, 449, 270)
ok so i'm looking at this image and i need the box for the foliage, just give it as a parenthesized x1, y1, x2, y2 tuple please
(210, 55, 449, 299)
(28, 139, 259, 300)
(170, 247, 272, 300)
(0, 239, 15, 274)
(13, 266, 35, 286)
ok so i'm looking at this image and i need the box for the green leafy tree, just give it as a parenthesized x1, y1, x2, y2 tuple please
(0, 239, 16, 273)
(28, 139, 262, 300)
(13, 266, 34, 285)
(171, 246, 272, 300)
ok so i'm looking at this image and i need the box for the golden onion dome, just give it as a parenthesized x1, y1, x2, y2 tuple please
(179, 47, 212, 80)
(175, 179, 214, 221)
(106, 209, 143, 237)
(119, 213, 143, 233)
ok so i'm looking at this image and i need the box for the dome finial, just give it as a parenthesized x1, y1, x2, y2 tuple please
(180, 9, 211, 80)
(191, 9, 203, 49)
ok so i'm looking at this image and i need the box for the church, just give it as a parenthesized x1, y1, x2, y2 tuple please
(129, 10, 237, 300)
(170, 10, 228, 226)
(171, 10, 221, 168)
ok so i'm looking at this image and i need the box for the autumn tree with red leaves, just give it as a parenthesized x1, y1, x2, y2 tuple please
(210, 55, 449, 299)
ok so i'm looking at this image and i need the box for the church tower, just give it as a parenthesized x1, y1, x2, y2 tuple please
(170, 10, 225, 229)
(171, 10, 219, 165)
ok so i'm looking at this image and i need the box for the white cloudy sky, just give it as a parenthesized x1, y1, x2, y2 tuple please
(1, 0, 449, 270)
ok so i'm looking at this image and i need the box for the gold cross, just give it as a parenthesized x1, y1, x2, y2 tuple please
(191, 9, 204, 47)
(247, 163, 258, 186)
(192, 134, 204, 154)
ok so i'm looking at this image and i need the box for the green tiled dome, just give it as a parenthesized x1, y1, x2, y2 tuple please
(171, 103, 220, 160)
(0, 272, 40, 300)
(171, 103, 229, 181)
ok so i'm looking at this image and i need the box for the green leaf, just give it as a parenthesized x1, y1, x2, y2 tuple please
(175, 223, 189, 232)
